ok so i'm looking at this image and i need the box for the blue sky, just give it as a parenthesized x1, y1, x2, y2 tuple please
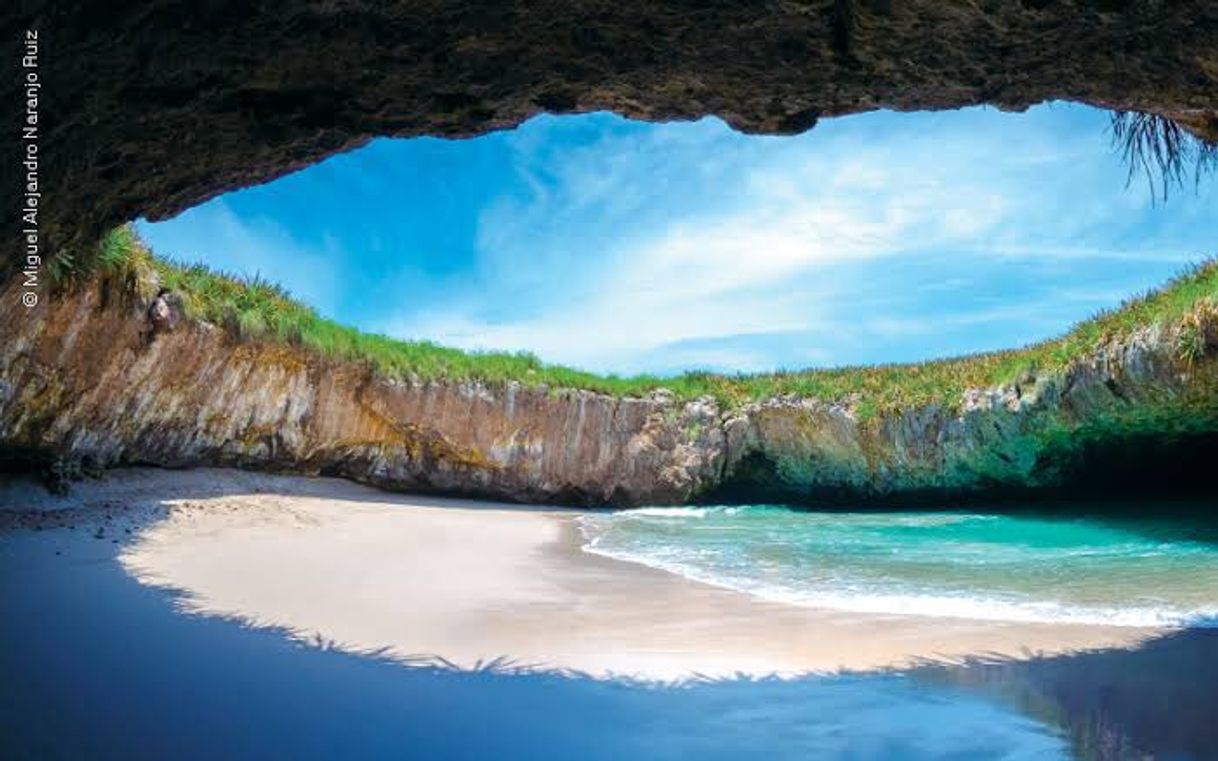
(137, 103, 1217, 375)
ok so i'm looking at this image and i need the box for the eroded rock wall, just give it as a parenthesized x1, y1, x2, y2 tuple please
(2, 278, 1215, 505)
(718, 321, 1218, 503)
(0, 278, 726, 504)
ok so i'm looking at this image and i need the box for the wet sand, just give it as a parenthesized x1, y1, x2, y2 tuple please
(0, 467, 1161, 681)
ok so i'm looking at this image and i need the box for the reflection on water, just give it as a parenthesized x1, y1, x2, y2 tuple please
(917, 629, 1218, 761)
(1, 514, 1217, 759)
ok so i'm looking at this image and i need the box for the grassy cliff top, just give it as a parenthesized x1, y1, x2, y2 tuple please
(73, 226, 1218, 416)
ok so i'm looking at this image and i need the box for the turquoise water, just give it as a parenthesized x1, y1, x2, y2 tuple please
(579, 507, 1218, 627)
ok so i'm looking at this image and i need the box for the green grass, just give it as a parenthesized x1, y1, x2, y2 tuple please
(1111, 111, 1218, 202)
(91, 225, 1218, 417)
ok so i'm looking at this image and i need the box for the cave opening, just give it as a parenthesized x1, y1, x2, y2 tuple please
(7, 5, 1218, 756)
(129, 103, 1217, 380)
(6, 88, 1218, 506)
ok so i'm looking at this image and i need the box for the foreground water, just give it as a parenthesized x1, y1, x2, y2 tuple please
(580, 507, 1218, 628)
(3, 485, 1218, 759)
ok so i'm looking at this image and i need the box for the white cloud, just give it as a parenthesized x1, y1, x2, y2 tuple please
(145, 104, 1218, 375)
(376, 115, 1053, 371)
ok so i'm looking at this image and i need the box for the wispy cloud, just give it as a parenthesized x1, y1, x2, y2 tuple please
(141, 104, 1218, 374)
(375, 107, 1215, 372)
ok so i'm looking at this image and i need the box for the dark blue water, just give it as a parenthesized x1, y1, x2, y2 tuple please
(2, 520, 1217, 759)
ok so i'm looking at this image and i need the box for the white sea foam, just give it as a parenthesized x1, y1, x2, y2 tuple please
(576, 510, 1218, 629)
(623, 507, 713, 518)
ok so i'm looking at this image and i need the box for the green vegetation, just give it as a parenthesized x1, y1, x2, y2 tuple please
(89, 225, 1218, 417)
(1110, 111, 1218, 202)
(46, 222, 145, 285)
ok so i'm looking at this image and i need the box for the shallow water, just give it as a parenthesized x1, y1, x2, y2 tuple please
(580, 507, 1218, 627)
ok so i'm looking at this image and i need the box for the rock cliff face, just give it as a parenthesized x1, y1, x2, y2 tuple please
(0, 278, 726, 504)
(4, 1, 1217, 257)
(718, 327, 1218, 503)
(2, 277, 1216, 506)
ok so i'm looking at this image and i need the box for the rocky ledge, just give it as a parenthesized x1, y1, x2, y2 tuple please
(2, 275, 1216, 506)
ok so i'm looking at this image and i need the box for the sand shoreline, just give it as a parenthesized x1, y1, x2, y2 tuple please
(0, 467, 1162, 681)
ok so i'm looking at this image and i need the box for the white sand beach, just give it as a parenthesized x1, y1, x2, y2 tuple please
(0, 468, 1160, 681)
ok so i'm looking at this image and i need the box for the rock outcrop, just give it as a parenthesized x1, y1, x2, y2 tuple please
(4, 1, 1217, 258)
(3, 275, 1216, 505)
